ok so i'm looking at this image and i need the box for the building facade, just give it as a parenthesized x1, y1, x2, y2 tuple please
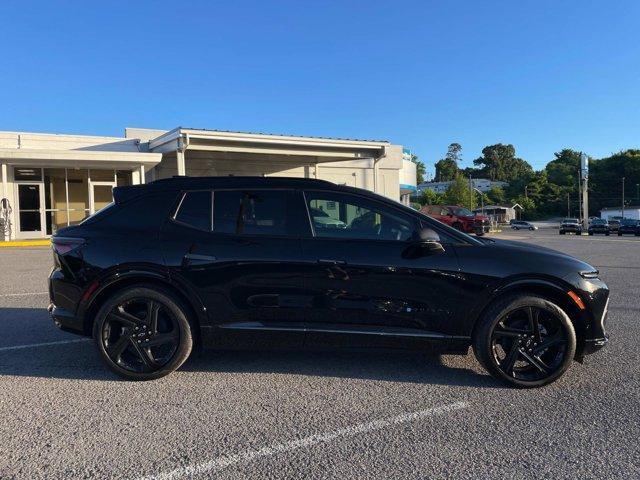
(0, 127, 415, 240)
(600, 206, 640, 220)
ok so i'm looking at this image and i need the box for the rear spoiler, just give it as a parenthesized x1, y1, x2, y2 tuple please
(112, 185, 148, 205)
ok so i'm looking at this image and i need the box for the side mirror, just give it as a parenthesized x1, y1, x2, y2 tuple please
(403, 228, 445, 258)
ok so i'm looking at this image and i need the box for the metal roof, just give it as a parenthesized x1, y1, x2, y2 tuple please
(180, 126, 389, 144)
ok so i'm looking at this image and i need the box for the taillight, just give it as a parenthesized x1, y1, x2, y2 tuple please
(51, 237, 85, 255)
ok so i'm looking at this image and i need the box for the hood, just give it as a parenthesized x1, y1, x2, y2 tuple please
(465, 214, 489, 221)
(485, 238, 596, 273)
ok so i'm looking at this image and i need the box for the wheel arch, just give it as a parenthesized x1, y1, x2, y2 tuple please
(80, 271, 206, 344)
(470, 278, 587, 358)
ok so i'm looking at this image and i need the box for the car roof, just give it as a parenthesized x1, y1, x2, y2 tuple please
(114, 176, 388, 205)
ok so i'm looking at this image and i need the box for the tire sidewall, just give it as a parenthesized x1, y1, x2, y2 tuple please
(473, 294, 577, 388)
(93, 286, 193, 380)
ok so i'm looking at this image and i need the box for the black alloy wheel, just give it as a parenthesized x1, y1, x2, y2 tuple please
(94, 287, 193, 380)
(473, 294, 576, 388)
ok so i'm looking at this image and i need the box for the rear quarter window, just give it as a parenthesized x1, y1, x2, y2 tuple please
(88, 191, 181, 231)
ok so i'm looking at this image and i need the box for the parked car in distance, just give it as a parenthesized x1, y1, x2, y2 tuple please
(607, 219, 621, 232)
(511, 220, 537, 231)
(617, 219, 640, 236)
(559, 218, 582, 235)
(49, 176, 609, 388)
(588, 219, 610, 236)
(420, 205, 490, 236)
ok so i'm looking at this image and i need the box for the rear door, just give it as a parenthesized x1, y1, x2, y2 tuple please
(161, 188, 311, 348)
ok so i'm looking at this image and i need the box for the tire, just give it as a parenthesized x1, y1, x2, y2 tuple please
(529, 227, 534, 231)
(588, 232, 593, 235)
(472, 294, 576, 388)
(605, 233, 610, 236)
(453, 222, 464, 232)
(559, 231, 565, 235)
(93, 286, 193, 380)
(618, 232, 622, 236)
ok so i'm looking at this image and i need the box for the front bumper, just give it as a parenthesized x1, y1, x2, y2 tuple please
(49, 303, 85, 336)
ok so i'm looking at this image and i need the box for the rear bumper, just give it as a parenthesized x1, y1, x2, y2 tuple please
(48, 303, 86, 336)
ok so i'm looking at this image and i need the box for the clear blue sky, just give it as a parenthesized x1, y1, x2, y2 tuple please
(0, 1, 638, 175)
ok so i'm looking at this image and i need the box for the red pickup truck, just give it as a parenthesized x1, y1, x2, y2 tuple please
(420, 205, 491, 236)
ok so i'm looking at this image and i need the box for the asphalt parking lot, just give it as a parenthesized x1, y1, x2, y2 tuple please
(1, 229, 639, 479)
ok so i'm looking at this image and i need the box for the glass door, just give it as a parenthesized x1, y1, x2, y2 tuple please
(16, 183, 44, 237)
(90, 182, 115, 215)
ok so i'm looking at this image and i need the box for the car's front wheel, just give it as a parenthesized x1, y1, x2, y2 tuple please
(93, 286, 193, 380)
(473, 294, 576, 388)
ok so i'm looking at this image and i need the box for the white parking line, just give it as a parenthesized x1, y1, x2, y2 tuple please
(138, 401, 470, 480)
(0, 338, 90, 352)
(0, 291, 48, 298)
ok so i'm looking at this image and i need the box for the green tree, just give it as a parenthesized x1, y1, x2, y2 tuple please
(511, 195, 536, 220)
(410, 154, 426, 184)
(486, 185, 506, 204)
(442, 175, 477, 209)
(418, 189, 442, 206)
(473, 144, 533, 182)
(435, 143, 462, 181)
(545, 149, 583, 188)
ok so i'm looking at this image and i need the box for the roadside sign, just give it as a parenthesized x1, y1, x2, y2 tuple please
(580, 153, 589, 179)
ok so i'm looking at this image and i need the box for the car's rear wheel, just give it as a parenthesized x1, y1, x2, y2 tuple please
(93, 286, 193, 380)
(473, 294, 576, 388)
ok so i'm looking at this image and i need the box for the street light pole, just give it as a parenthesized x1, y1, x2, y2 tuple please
(567, 192, 570, 218)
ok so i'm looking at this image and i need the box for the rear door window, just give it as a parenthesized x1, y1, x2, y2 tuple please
(213, 190, 294, 236)
(174, 191, 212, 231)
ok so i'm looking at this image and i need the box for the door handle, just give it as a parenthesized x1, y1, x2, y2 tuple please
(317, 259, 347, 265)
(183, 253, 218, 267)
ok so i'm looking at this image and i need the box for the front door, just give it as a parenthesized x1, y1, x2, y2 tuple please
(161, 188, 311, 348)
(301, 190, 464, 347)
(16, 183, 44, 238)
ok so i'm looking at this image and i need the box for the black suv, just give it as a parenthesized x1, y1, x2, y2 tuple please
(49, 177, 609, 388)
(588, 219, 610, 236)
(617, 219, 640, 236)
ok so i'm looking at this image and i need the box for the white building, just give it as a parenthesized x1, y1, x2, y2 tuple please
(0, 127, 416, 241)
(417, 178, 508, 195)
(600, 206, 640, 221)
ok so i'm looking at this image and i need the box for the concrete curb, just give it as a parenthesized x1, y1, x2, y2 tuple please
(0, 239, 51, 247)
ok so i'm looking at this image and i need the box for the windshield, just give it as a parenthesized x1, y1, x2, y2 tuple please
(592, 219, 606, 224)
(452, 207, 473, 216)
(562, 218, 579, 224)
(621, 219, 638, 226)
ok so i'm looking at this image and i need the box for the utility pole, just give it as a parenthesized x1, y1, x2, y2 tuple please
(577, 170, 582, 222)
(567, 193, 571, 218)
(622, 177, 625, 219)
(581, 154, 589, 232)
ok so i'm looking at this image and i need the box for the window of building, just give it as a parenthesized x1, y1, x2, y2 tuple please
(305, 191, 417, 241)
(13, 166, 135, 236)
(214, 190, 289, 236)
(174, 191, 212, 231)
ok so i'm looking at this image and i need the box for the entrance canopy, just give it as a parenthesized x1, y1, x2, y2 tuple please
(139, 127, 402, 195)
